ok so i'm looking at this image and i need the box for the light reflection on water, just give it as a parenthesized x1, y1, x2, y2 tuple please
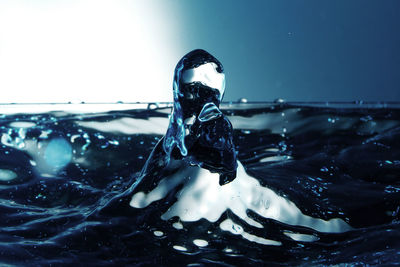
(0, 102, 399, 265)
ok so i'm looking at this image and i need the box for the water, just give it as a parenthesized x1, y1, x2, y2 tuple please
(163, 49, 237, 186)
(0, 102, 400, 266)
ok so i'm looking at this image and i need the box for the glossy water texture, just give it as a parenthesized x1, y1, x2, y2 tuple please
(0, 103, 400, 266)
(162, 49, 237, 186)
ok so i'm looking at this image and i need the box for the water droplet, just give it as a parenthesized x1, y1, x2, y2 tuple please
(237, 98, 248, 103)
(320, 167, 329, 172)
(278, 141, 287, 151)
(147, 103, 159, 110)
(274, 98, 285, 103)
(108, 140, 119, 146)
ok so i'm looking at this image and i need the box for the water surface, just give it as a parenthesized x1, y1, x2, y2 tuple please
(0, 102, 399, 266)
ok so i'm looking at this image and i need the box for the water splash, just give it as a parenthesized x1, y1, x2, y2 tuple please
(129, 50, 352, 246)
(161, 49, 237, 184)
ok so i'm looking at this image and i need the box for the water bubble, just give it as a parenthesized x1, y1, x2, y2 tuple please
(237, 98, 248, 103)
(108, 140, 119, 146)
(278, 141, 287, 151)
(147, 103, 159, 110)
(95, 133, 105, 140)
(35, 193, 46, 199)
(81, 133, 91, 152)
(320, 167, 329, 172)
(274, 98, 285, 103)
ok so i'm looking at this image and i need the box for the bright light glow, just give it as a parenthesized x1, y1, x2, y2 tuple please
(0, 0, 181, 103)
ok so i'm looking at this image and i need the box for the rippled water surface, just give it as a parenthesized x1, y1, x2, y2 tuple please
(0, 102, 399, 266)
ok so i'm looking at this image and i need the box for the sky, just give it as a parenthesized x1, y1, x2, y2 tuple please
(0, 0, 399, 103)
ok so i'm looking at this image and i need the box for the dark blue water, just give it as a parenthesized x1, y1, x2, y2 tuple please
(0, 102, 399, 266)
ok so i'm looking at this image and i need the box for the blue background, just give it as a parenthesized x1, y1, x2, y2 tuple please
(173, 0, 400, 102)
